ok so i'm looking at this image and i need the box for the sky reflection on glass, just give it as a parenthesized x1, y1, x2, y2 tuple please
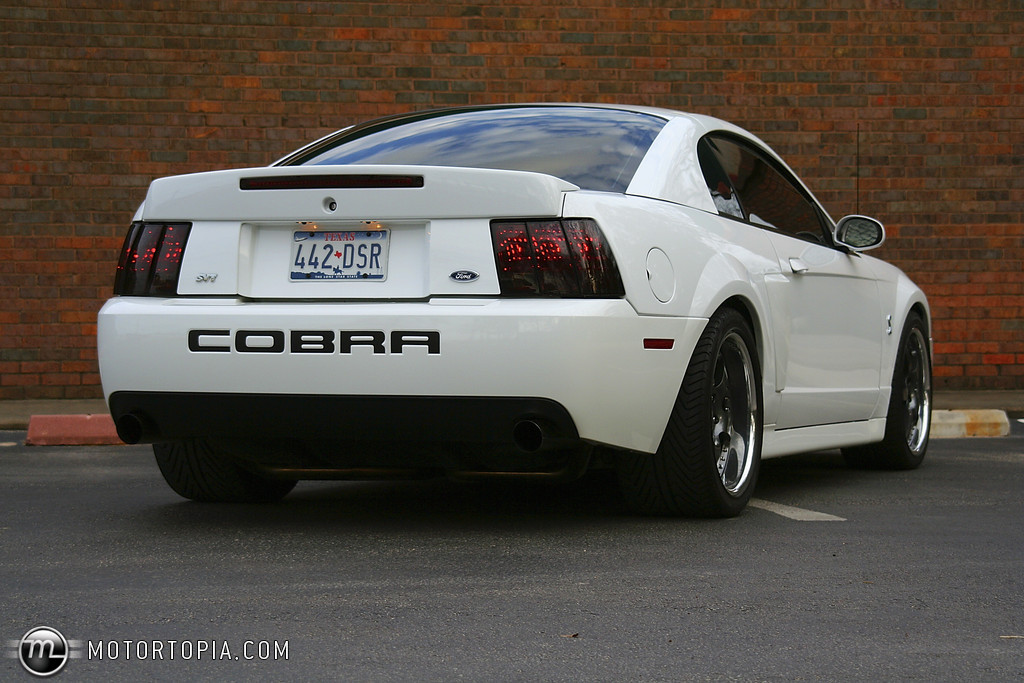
(300, 107, 666, 193)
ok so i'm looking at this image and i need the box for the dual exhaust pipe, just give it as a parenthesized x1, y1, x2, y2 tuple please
(512, 418, 574, 453)
(114, 412, 154, 445)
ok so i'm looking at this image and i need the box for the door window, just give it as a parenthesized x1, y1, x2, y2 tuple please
(698, 135, 830, 245)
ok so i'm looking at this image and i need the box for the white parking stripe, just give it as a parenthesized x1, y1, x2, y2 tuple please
(750, 498, 846, 522)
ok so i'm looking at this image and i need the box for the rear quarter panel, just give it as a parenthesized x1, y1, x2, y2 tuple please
(563, 191, 785, 427)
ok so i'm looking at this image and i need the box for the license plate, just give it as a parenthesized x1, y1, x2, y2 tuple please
(290, 230, 389, 281)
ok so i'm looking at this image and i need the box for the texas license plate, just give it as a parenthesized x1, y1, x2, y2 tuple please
(290, 230, 389, 281)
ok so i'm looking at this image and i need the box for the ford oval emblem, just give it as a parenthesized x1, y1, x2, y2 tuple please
(450, 270, 480, 283)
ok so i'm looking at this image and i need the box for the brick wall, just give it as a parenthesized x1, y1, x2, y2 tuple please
(1, 0, 1021, 398)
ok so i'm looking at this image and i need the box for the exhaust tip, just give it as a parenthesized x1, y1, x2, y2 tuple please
(115, 413, 146, 444)
(512, 420, 545, 453)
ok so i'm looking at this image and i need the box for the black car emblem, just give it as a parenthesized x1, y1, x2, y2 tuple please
(449, 270, 480, 283)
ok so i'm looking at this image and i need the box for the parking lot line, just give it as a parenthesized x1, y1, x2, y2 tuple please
(749, 498, 846, 522)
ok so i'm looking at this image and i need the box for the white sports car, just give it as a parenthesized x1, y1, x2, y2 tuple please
(98, 104, 932, 517)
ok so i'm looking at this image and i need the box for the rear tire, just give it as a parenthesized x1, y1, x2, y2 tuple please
(842, 312, 931, 470)
(618, 308, 763, 517)
(154, 439, 296, 503)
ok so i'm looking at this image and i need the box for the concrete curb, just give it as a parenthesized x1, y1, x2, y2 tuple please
(24, 414, 123, 446)
(931, 409, 1011, 439)
(0, 400, 1016, 446)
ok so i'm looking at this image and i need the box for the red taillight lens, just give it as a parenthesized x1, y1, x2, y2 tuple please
(114, 222, 192, 296)
(490, 218, 624, 297)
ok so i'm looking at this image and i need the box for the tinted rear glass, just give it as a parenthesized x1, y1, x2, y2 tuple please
(287, 107, 666, 193)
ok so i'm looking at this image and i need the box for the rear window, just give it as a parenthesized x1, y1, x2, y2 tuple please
(283, 106, 666, 193)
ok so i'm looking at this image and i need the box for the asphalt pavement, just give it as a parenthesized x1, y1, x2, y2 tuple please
(1, 429, 1022, 681)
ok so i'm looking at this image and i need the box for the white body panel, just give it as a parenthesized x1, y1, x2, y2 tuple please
(761, 233, 885, 429)
(99, 296, 705, 453)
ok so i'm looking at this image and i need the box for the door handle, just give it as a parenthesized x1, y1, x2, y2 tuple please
(788, 257, 809, 274)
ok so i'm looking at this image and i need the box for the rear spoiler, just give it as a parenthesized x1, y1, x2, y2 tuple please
(141, 165, 579, 222)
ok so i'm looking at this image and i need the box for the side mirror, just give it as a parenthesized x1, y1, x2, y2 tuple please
(834, 215, 885, 252)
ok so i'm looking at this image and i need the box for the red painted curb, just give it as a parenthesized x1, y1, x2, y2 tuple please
(25, 414, 123, 446)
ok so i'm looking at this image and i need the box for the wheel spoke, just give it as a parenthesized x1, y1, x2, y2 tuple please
(717, 448, 729, 478)
(712, 361, 729, 395)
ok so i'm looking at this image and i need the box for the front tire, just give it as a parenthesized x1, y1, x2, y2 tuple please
(154, 439, 297, 503)
(618, 308, 763, 517)
(842, 312, 931, 470)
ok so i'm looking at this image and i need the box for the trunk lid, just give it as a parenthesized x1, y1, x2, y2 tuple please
(142, 165, 578, 299)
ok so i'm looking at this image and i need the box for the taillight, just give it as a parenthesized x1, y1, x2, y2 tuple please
(114, 222, 192, 296)
(490, 218, 624, 297)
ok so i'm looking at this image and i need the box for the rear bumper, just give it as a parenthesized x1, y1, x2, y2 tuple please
(98, 297, 707, 453)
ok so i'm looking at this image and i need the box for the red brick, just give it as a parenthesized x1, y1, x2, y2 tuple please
(1, 374, 40, 387)
(0, 3, 1021, 396)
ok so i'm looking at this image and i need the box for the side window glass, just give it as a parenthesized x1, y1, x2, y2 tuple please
(697, 138, 744, 220)
(706, 136, 828, 244)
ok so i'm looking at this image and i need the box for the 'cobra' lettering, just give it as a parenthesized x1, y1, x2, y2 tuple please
(392, 331, 440, 354)
(291, 330, 335, 353)
(339, 331, 386, 354)
(188, 329, 230, 352)
(187, 329, 439, 354)
(235, 330, 285, 353)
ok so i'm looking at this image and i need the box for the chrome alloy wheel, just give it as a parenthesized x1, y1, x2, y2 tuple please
(710, 331, 759, 496)
(902, 326, 931, 454)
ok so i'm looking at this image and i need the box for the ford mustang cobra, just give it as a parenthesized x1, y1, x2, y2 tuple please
(98, 104, 932, 517)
